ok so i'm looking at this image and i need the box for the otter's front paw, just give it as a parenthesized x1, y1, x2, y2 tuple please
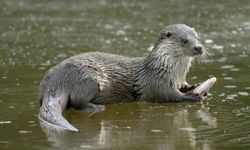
(189, 83, 202, 91)
(180, 83, 201, 93)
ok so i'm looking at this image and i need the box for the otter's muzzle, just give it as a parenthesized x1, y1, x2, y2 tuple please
(193, 46, 203, 55)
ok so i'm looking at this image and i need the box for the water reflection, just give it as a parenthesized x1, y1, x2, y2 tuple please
(40, 103, 217, 149)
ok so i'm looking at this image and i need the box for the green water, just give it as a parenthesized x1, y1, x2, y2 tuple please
(0, 0, 250, 149)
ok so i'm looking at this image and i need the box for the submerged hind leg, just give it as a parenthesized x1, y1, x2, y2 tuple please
(81, 103, 106, 117)
(84, 103, 105, 112)
(68, 76, 102, 110)
(68, 76, 107, 116)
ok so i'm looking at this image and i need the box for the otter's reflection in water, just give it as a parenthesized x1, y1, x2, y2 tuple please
(40, 102, 217, 149)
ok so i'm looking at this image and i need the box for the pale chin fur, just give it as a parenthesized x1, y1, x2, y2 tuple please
(152, 42, 193, 89)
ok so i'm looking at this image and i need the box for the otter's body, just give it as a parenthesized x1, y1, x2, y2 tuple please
(39, 24, 206, 131)
(40, 52, 140, 107)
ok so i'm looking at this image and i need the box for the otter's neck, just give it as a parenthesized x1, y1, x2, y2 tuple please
(134, 44, 193, 101)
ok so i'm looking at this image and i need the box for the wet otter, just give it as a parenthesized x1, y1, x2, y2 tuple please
(39, 24, 207, 131)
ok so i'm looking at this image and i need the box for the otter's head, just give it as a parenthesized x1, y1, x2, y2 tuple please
(153, 24, 204, 57)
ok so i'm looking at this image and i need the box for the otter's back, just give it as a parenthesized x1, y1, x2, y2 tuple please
(70, 52, 139, 104)
(39, 52, 140, 106)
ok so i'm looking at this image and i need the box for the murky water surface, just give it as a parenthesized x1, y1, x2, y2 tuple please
(1, 0, 250, 149)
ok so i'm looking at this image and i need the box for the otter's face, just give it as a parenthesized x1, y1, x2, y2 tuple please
(154, 24, 204, 57)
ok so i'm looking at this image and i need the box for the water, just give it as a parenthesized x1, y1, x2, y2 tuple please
(0, 0, 250, 149)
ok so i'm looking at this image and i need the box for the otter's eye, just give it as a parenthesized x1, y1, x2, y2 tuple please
(181, 39, 189, 44)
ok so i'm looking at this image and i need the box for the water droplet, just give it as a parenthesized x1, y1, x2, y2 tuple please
(221, 73, 227, 76)
(116, 30, 126, 36)
(28, 121, 35, 124)
(0, 121, 12, 124)
(239, 54, 248, 57)
(29, 124, 37, 127)
(245, 87, 250, 90)
(231, 30, 238, 34)
(230, 44, 236, 47)
(212, 45, 224, 50)
(40, 60, 51, 66)
(147, 45, 154, 51)
(238, 92, 250, 96)
(230, 68, 240, 71)
(224, 85, 237, 89)
(150, 129, 163, 133)
(0, 141, 9, 144)
(80, 145, 91, 148)
(105, 40, 111, 44)
(224, 77, 233, 80)
(29, 102, 35, 105)
(219, 93, 226, 97)
(38, 67, 46, 70)
(204, 39, 213, 44)
(226, 94, 238, 100)
(123, 37, 129, 41)
(58, 44, 64, 48)
(221, 65, 234, 69)
(217, 57, 227, 62)
(104, 24, 113, 30)
(71, 43, 77, 47)
(239, 51, 248, 57)
(19, 130, 32, 134)
(179, 127, 196, 132)
(9, 106, 15, 109)
(191, 76, 198, 79)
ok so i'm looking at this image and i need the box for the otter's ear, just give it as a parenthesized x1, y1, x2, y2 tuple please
(160, 32, 171, 39)
(160, 32, 172, 39)
(166, 32, 172, 38)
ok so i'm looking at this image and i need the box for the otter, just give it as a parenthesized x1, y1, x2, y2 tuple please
(39, 24, 207, 131)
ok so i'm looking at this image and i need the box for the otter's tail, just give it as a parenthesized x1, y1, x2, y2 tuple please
(39, 96, 79, 132)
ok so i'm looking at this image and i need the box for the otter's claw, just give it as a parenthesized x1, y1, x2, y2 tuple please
(181, 94, 202, 101)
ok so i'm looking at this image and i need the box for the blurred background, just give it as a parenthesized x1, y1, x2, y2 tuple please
(0, 0, 250, 149)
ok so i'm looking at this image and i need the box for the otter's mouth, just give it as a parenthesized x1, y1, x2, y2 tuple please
(192, 50, 203, 56)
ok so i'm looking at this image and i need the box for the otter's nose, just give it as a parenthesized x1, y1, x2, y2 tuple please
(194, 46, 203, 54)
